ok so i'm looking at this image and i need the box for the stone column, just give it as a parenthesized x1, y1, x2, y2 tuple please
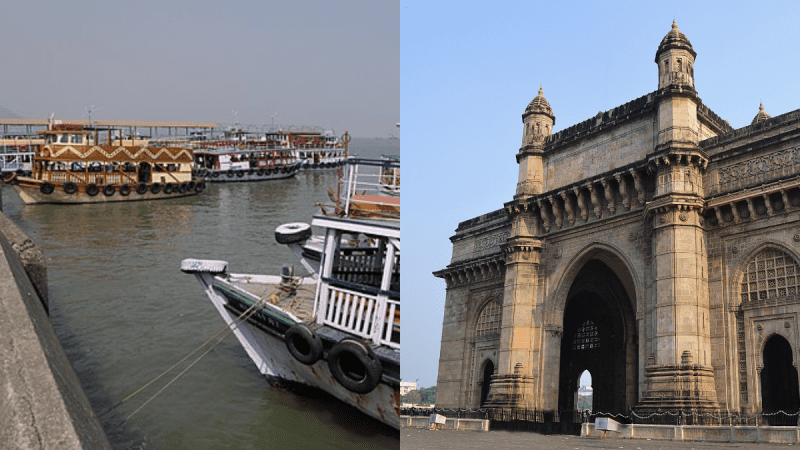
(484, 200, 542, 409)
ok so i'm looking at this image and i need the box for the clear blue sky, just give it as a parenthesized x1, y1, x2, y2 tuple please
(401, 1, 800, 389)
(0, 0, 399, 138)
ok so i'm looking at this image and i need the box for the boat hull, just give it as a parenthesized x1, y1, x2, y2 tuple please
(201, 163, 301, 182)
(202, 275, 401, 429)
(11, 182, 202, 204)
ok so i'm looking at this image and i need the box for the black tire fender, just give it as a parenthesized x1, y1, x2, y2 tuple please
(327, 339, 382, 394)
(284, 324, 323, 365)
(150, 183, 162, 194)
(119, 184, 131, 196)
(275, 222, 312, 244)
(163, 183, 174, 194)
(135, 183, 148, 195)
(63, 181, 78, 194)
(103, 184, 115, 196)
(86, 183, 100, 196)
(40, 182, 55, 195)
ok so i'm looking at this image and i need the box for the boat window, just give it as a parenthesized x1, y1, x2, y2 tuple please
(59, 134, 69, 143)
(330, 234, 399, 294)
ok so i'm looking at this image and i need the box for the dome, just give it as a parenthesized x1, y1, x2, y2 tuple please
(655, 20, 696, 63)
(524, 87, 555, 124)
(751, 103, 772, 125)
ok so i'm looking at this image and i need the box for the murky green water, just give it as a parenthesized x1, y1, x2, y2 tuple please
(1, 138, 399, 449)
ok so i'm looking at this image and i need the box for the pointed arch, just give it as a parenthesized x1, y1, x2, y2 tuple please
(732, 242, 800, 308)
(475, 297, 502, 338)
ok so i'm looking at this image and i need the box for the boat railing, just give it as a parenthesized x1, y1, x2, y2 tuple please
(316, 280, 400, 349)
(340, 158, 401, 215)
(0, 149, 33, 173)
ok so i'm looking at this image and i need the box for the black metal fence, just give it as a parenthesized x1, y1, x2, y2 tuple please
(402, 407, 800, 431)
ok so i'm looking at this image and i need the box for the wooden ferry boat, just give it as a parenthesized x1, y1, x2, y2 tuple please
(192, 144, 301, 182)
(3, 123, 204, 204)
(182, 159, 400, 429)
(286, 130, 348, 169)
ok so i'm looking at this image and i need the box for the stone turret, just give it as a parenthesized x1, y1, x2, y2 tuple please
(655, 20, 696, 90)
(752, 102, 771, 124)
(516, 87, 554, 198)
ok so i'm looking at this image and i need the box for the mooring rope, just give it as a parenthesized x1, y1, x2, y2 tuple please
(99, 278, 303, 425)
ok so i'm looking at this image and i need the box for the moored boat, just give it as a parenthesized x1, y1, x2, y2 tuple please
(3, 122, 205, 204)
(182, 158, 400, 429)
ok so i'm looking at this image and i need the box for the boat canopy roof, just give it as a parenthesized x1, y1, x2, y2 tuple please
(311, 213, 400, 240)
(38, 145, 194, 163)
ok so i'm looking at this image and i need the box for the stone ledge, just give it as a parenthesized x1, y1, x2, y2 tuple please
(400, 416, 490, 431)
(582, 422, 800, 443)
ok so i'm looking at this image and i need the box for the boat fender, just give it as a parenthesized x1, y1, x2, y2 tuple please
(63, 181, 78, 194)
(163, 183, 174, 194)
(236, 170, 244, 178)
(284, 324, 323, 365)
(177, 183, 186, 194)
(327, 339, 382, 394)
(150, 182, 162, 194)
(257, 169, 265, 176)
(187, 181, 196, 191)
(226, 169, 234, 178)
(194, 183, 203, 193)
(274, 222, 312, 244)
(265, 169, 273, 175)
(119, 184, 131, 196)
(103, 184, 115, 196)
(40, 182, 55, 195)
(135, 182, 148, 195)
(213, 172, 220, 178)
(248, 169, 255, 175)
(86, 183, 100, 196)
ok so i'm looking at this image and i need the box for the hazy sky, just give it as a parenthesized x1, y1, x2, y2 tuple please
(402, 2, 800, 388)
(0, 0, 399, 138)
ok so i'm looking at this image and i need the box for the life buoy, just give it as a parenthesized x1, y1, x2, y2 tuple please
(275, 222, 312, 244)
(150, 183, 162, 194)
(86, 184, 99, 196)
(135, 183, 148, 195)
(40, 182, 55, 195)
(63, 182, 78, 194)
(119, 184, 131, 196)
(177, 184, 186, 194)
(284, 323, 323, 365)
(103, 185, 115, 196)
(327, 339, 382, 394)
(236, 170, 244, 178)
(164, 183, 174, 194)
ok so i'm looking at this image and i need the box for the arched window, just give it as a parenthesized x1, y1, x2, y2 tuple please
(476, 300, 501, 337)
(572, 320, 599, 351)
(741, 248, 800, 302)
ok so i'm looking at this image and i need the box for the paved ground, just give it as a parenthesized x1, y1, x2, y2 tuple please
(401, 428, 800, 449)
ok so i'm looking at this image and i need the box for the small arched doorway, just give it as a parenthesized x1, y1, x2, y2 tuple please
(577, 370, 593, 411)
(480, 360, 494, 407)
(761, 335, 800, 414)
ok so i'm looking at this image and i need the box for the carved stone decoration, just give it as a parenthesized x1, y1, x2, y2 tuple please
(630, 169, 645, 204)
(537, 199, 551, 233)
(794, 234, 800, 242)
(601, 178, 616, 214)
(551, 197, 563, 229)
(763, 194, 774, 216)
(786, 322, 791, 328)
(616, 173, 631, 210)
(574, 187, 588, 221)
(588, 183, 602, 219)
(729, 202, 740, 224)
(781, 189, 792, 212)
(731, 245, 738, 254)
(561, 191, 575, 225)
(757, 324, 764, 331)
(713, 206, 723, 227)
(746, 198, 756, 221)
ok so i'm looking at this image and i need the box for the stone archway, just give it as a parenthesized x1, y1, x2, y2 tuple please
(557, 259, 638, 416)
(480, 359, 495, 407)
(760, 335, 800, 414)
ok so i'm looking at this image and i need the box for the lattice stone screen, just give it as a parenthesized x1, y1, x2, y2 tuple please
(741, 248, 800, 302)
(572, 320, 599, 351)
(476, 300, 501, 337)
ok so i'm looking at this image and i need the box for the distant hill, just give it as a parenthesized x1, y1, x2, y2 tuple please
(0, 106, 22, 118)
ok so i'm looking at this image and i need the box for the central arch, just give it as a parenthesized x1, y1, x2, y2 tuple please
(557, 259, 638, 416)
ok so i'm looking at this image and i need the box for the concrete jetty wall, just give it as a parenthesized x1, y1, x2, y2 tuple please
(0, 212, 111, 449)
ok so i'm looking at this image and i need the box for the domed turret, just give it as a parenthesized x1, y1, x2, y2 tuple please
(655, 20, 696, 90)
(751, 102, 772, 125)
(521, 87, 555, 147)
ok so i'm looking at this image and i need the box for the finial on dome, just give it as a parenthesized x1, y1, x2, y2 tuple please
(538, 86, 543, 96)
(672, 19, 678, 29)
(759, 102, 764, 112)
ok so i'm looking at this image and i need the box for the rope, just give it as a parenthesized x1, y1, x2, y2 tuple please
(99, 282, 286, 424)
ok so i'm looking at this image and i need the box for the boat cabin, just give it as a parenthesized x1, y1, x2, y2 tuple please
(312, 215, 400, 349)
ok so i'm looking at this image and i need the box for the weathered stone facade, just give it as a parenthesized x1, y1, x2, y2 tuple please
(434, 21, 800, 417)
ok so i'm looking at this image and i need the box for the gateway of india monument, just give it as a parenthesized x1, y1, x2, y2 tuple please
(434, 21, 800, 418)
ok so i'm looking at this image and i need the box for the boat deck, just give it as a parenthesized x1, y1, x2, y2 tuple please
(228, 275, 317, 322)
